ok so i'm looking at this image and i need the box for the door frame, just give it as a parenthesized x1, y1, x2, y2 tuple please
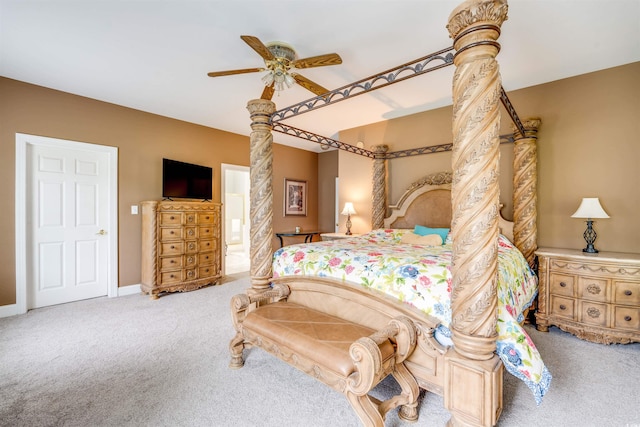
(15, 133, 119, 315)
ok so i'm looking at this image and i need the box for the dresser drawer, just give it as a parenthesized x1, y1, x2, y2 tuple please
(199, 266, 215, 278)
(199, 252, 214, 266)
(160, 270, 183, 284)
(199, 212, 215, 224)
(577, 276, 608, 302)
(185, 268, 197, 281)
(199, 225, 213, 238)
(185, 240, 198, 254)
(159, 212, 182, 225)
(549, 273, 575, 297)
(185, 226, 197, 239)
(160, 256, 182, 270)
(613, 306, 639, 331)
(550, 295, 575, 319)
(160, 227, 183, 241)
(579, 301, 608, 327)
(185, 254, 197, 268)
(614, 281, 640, 306)
(160, 241, 183, 256)
(199, 239, 215, 252)
(185, 213, 197, 224)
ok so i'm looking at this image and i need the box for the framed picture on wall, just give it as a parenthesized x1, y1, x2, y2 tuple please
(284, 178, 307, 216)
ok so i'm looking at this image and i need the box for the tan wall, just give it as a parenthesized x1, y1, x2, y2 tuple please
(318, 150, 338, 233)
(336, 62, 640, 254)
(0, 77, 318, 306)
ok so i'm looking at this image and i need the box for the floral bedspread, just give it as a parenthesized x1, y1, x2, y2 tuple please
(272, 229, 551, 404)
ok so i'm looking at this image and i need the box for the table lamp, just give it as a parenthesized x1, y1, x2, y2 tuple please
(341, 202, 356, 235)
(571, 197, 609, 253)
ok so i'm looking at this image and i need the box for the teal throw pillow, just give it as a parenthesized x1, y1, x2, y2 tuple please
(413, 225, 449, 243)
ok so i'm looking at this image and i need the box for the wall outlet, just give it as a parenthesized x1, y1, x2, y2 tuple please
(131, 205, 138, 215)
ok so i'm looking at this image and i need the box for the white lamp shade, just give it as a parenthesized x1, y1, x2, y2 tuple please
(571, 198, 610, 219)
(341, 202, 356, 216)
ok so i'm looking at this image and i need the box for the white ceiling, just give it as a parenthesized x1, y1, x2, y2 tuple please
(1, 1, 638, 152)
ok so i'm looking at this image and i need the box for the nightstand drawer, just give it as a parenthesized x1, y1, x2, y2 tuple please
(613, 306, 639, 331)
(577, 276, 608, 302)
(550, 295, 575, 319)
(549, 273, 575, 297)
(579, 301, 608, 327)
(614, 281, 640, 306)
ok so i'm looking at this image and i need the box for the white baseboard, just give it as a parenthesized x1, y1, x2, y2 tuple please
(0, 303, 19, 318)
(0, 284, 143, 318)
(117, 284, 142, 297)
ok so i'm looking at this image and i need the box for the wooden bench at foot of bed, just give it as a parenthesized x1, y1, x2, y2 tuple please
(229, 281, 422, 427)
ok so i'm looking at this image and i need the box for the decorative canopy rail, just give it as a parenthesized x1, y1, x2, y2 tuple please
(270, 46, 528, 157)
(271, 47, 455, 123)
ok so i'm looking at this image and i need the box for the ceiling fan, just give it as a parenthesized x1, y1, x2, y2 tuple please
(207, 35, 342, 100)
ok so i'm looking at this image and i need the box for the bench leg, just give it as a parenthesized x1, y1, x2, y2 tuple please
(393, 363, 420, 422)
(345, 393, 385, 427)
(229, 332, 245, 369)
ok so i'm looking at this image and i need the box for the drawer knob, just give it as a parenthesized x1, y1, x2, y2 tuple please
(170, 245, 175, 249)
(560, 282, 567, 287)
(170, 216, 175, 220)
(559, 304, 566, 310)
(170, 260, 175, 264)
(624, 315, 632, 322)
(624, 290, 632, 296)
(170, 231, 174, 234)
(587, 284, 601, 294)
(587, 307, 601, 318)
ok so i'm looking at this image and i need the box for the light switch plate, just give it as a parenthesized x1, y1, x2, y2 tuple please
(131, 205, 138, 215)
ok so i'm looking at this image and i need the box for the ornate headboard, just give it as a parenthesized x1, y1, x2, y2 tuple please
(383, 172, 514, 243)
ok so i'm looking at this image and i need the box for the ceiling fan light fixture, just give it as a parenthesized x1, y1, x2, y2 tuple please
(261, 72, 274, 86)
(284, 73, 295, 88)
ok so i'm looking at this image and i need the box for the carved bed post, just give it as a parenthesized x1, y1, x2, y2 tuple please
(371, 144, 389, 230)
(445, 1, 508, 426)
(247, 99, 276, 291)
(512, 118, 541, 268)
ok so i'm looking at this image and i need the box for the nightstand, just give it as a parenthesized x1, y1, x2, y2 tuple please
(535, 248, 640, 344)
(320, 232, 363, 241)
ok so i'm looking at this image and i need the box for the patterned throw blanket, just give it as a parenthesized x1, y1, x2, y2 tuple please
(272, 229, 551, 404)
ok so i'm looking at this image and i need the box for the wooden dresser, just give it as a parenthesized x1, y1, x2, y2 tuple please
(141, 200, 222, 299)
(535, 248, 640, 344)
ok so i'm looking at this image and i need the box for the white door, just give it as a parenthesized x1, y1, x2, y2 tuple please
(23, 137, 114, 309)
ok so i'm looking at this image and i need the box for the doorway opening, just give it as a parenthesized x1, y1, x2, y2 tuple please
(221, 164, 250, 274)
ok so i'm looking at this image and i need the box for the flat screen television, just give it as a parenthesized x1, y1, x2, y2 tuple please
(162, 158, 213, 200)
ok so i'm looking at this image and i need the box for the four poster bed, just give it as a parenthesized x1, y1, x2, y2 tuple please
(230, 1, 549, 426)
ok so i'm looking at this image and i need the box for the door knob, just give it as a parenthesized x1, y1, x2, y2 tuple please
(96, 229, 107, 235)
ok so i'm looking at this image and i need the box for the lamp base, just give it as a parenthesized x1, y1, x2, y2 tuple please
(582, 220, 599, 254)
(345, 215, 352, 235)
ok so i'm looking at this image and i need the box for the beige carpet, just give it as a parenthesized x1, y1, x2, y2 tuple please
(0, 272, 638, 427)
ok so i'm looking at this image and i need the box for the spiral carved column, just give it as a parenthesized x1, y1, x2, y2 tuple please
(445, 1, 508, 426)
(512, 118, 541, 268)
(247, 99, 276, 291)
(371, 144, 389, 230)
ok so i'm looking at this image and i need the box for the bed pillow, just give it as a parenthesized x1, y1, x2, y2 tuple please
(400, 232, 443, 246)
(414, 225, 449, 243)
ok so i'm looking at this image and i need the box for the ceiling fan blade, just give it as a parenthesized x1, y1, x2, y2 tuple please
(292, 74, 330, 97)
(292, 53, 342, 69)
(207, 67, 264, 78)
(261, 84, 275, 100)
(240, 35, 275, 61)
